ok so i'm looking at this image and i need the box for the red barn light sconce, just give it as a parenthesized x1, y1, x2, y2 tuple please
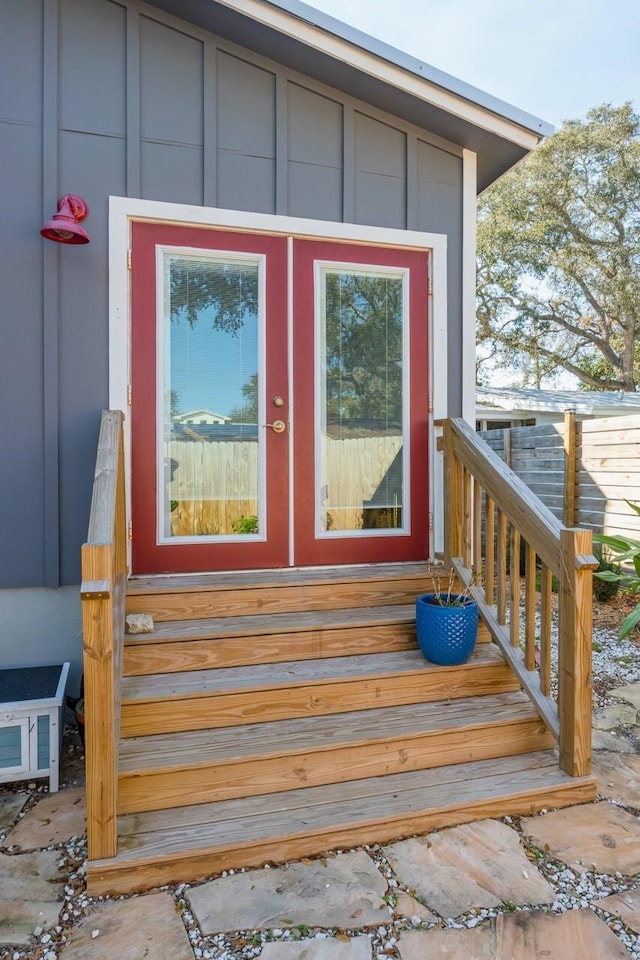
(40, 194, 90, 244)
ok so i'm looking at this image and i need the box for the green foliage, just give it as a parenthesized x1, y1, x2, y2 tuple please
(231, 514, 259, 534)
(594, 502, 640, 640)
(169, 258, 258, 333)
(324, 272, 403, 424)
(592, 549, 621, 603)
(477, 103, 640, 390)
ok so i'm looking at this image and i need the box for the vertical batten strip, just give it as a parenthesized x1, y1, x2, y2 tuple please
(275, 74, 288, 215)
(125, 7, 141, 197)
(42, 0, 60, 587)
(203, 41, 217, 207)
(406, 134, 418, 231)
(342, 104, 355, 223)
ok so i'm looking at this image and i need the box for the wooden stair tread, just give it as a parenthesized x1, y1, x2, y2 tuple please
(118, 690, 539, 771)
(124, 603, 417, 645)
(121, 645, 505, 703)
(127, 562, 432, 596)
(98, 751, 595, 867)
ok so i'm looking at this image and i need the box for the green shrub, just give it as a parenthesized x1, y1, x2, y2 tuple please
(592, 549, 621, 603)
(231, 514, 259, 534)
(594, 502, 640, 640)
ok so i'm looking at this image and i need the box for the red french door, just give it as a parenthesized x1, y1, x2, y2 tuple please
(292, 239, 429, 566)
(130, 223, 429, 574)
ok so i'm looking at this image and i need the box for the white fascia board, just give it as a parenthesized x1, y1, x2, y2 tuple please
(213, 0, 545, 151)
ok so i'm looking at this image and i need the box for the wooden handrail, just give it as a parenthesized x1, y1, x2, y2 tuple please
(80, 411, 127, 861)
(445, 418, 563, 572)
(443, 417, 597, 778)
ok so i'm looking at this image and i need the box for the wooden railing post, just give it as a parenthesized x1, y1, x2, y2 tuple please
(80, 410, 127, 862)
(443, 420, 464, 564)
(82, 546, 118, 860)
(558, 527, 596, 776)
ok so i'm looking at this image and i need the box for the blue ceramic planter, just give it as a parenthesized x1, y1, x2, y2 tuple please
(415, 593, 478, 665)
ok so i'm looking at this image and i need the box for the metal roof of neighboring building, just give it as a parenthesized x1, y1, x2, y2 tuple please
(477, 386, 640, 417)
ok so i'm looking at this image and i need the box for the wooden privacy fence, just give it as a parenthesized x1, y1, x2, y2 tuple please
(80, 411, 127, 860)
(443, 417, 597, 778)
(480, 412, 640, 539)
(168, 434, 403, 534)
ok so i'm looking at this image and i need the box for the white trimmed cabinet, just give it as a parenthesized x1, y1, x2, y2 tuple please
(0, 663, 70, 792)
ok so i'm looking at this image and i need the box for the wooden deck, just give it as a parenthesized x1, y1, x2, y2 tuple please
(86, 561, 596, 895)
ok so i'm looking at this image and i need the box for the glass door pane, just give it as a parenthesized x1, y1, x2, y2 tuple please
(317, 265, 408, 535)
(160, 252, 263, 541)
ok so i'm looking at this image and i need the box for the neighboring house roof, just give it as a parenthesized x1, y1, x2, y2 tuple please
(147, 0, 552, 190)
(477, 386, 640, 418)
(173, 409, 230, 424)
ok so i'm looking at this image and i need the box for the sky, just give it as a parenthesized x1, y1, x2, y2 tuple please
(306, 0, 639, 129)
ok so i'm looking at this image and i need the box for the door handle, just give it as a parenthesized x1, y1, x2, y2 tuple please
(264, 420, 287, 434)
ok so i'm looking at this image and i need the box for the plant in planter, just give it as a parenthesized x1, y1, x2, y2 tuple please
(415, 569, 478, 666)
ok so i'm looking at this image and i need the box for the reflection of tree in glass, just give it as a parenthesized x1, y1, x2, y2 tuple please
(170, 259, 258, 333)
(229, 373, 258, 423)
(325, 273, 403, 423)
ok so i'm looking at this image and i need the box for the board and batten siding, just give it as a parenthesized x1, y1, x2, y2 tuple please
(480, 415, 640, 540)
(0, 0, 463, 589)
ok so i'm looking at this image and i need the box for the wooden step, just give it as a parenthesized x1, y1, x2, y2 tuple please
(123, 603, 492, 677)
(120, 644, 519, 737)
(89, 750, 597, 895)
(117, 691, 554, 814)
(126, 562, 447, 621)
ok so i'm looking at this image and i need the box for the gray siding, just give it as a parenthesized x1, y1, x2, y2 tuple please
(0, 0, 465, 589)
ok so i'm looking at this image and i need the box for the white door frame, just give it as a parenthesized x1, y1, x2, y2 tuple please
(108, 196, 448, 569)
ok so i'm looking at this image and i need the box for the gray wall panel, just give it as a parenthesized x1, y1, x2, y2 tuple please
(355, 111, 406, 228)
(417, 141, 463, 414)
(141, 142, 204, 204)
(287, 162, 342, 221)
(59, 0, 126, 136)
(217, 151, 276, 214)
(57, 130, 127, 584)
(355, 172, 406, 229)
(216, 52, 275, 155)
(0, 122, 45, 586)
(1, 0, 467, 589)
(355, 112, 406, 176)
(287, 83, 342, 165)
(140, 16, 204, 145)
(0, 0, 42, 123)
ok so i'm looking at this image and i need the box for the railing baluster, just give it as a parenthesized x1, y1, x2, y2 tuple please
(539, 564, 552, 697)
(509, 527, 521, 647)
(524, 543, 537, 671)
(473, 479, 482, 575)
(485, 494, 495, 606)
(496, 509, 507, 625)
